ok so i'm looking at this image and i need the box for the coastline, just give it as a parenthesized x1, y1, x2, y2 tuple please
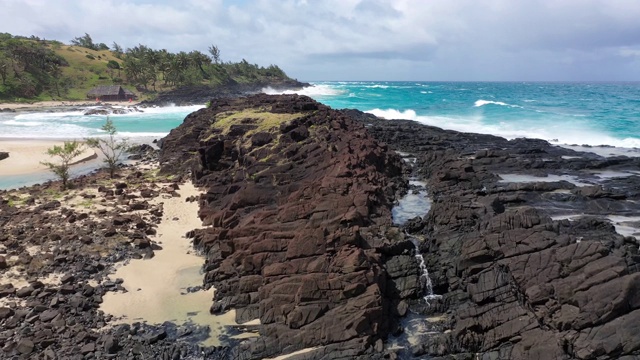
(1, 93, 640, 358)
(0, 100, 142, 111)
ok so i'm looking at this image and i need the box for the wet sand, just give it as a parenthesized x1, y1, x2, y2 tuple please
(0, 139, 98, 176)
(100, 181, 238, 346)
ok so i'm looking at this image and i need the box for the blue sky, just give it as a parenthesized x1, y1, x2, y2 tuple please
(2, 0, 640, 81)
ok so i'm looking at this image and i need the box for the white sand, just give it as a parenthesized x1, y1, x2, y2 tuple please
(0, 139, 97, 176)
(100, 182, 238, 346)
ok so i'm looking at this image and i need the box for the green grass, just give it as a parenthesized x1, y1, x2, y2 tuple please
(143, 168, 174, 182)
(49, 45, 128, 100)
(211, 109, 303, 135)
(43, 188, 65, 199)
(75, 198, 95, 209)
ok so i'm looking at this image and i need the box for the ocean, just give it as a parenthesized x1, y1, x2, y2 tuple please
(267, 81, 640, 151)
(2, 81, 640, 149)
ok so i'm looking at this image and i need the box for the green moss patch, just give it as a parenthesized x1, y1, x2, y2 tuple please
(211, 109, 303, 136)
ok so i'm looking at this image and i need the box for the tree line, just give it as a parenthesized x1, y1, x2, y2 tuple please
(0, 33, 70, 99)
(0, 32, 292, 100)
(120, 43, 288, 91)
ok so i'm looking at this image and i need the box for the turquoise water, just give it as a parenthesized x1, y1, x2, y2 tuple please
(0, 105, 205, 140)
(1, 82, 639, 147)
(267, 82, 640, 149)
(2, 82, 640, 189)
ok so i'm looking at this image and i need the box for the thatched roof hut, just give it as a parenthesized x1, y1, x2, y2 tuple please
(87, 86, 137, 101)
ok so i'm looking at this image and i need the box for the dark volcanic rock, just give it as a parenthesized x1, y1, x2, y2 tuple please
(160, 94, 409, 359)
(141, 81, 309, 107)
(0, 152, 8, 161)
(356, 111, 640, 360)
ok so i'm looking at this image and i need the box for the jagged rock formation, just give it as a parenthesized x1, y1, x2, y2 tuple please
(358, 112, 640, 360)
(142, 80, 309, 106)
(160, 94, 426, 359)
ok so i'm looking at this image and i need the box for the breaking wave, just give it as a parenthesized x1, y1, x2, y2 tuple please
(474, 99, 521, 108)
(365, 108, 640, 149)
(261, 85, 345, 97)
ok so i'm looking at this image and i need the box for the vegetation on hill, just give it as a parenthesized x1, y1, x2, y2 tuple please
(0, 33, 295, 102)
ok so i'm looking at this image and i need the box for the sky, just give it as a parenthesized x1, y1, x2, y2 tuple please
(2, 0, 640, 81)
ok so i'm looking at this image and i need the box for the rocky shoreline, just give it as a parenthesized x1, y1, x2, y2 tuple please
(356, 111, 640, 359)
(0, 148, 235, 358)
(1, 94, 639, 359)
(140, 80, 310, 107)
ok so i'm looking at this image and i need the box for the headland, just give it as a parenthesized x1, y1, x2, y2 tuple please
(0, 94, 639, 360)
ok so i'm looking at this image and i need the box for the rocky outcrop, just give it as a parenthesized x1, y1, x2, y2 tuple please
(83, 106, 142, 116)
(160, 94, 424, 359)
(0, 152, 8, 161)
(143, 80, 309, 106)
(357, 112, 640, 359)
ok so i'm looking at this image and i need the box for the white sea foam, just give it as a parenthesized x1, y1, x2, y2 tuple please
(0, 123, 92, 139)
(2, 120, 45, 127)
(474, 99, 521, 108)
(363, 84, 389, 89)
(15, 111, 86, 120)
(366, 107, 640, 152)
(0, 105, 201, 140)
(134, 104, 205, 114)
(261, 85, 345, 97)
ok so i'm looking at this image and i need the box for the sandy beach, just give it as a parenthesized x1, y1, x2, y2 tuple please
(0, 139, 98, 177)
(100, 181, 240, 346)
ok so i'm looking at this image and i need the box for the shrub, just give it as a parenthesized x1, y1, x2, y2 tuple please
(41, 141, 85, 190)
(86, 117, 128, 178)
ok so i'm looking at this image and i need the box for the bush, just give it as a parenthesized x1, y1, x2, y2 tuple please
(41, 141, 85, 190)
(86, 117, 128, 178)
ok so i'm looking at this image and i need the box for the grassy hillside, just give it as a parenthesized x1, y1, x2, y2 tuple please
(0, 33, 296, 102)
(54, 45, 126, 100)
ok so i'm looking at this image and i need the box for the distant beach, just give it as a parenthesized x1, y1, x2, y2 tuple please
(0, 101, 203, 189)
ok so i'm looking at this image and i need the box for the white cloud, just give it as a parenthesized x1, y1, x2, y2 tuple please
(1, 0, 640, 80)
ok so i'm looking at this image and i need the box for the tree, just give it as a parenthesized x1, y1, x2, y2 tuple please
(86, 117, 128, 178)
(41, 141, 85, 190)
(0, 53, 9, 85)
(106, 60, 121, 81)
(70, 33, 97, 50)
(208, 44, 221, 64)
(112, 42, 123, 58)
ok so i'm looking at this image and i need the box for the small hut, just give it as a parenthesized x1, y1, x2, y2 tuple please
(87, 85, 138, 101)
